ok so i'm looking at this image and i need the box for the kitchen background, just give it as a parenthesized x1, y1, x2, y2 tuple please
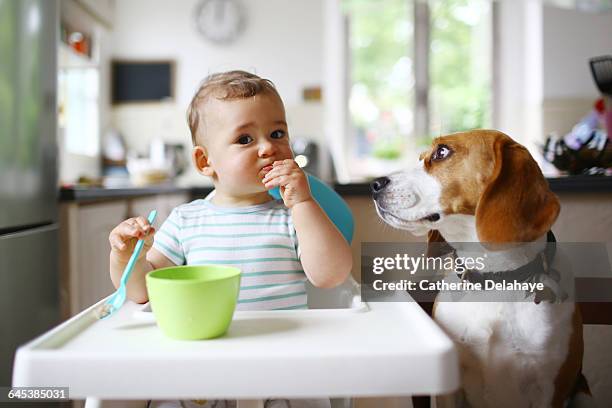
(56, 0, 612, 187)
(1, 0, 612, 407)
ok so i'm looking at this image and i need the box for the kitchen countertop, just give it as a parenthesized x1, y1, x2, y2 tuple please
(59, 183, 199, 202)
(59, 175, 612, 202)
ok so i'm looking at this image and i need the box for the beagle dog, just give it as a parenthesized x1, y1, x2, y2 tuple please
(371, 130, 593, 408)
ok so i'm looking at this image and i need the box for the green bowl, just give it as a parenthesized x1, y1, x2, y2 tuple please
(146, 265, 241, 340)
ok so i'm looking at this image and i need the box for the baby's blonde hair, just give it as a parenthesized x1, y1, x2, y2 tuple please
(187, 70, 281, 145)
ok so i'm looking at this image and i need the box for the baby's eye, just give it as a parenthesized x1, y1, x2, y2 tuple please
(237, 135, 253, 145)
(270, 130, 286, 139)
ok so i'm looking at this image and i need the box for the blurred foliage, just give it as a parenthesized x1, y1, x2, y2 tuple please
(430, 0, 491, 137)
(372, 137, 404, 160)
(343, 0, 412, 130)
(344, 0, 491, 154)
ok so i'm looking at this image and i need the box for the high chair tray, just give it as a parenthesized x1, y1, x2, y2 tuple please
(13, 295, 459, 400)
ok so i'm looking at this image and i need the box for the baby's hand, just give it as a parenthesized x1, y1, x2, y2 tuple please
(109, 217, 156, 261)
(262, 159, 312, 209)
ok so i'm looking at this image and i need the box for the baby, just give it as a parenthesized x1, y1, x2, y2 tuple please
(108, 71, 353, 408)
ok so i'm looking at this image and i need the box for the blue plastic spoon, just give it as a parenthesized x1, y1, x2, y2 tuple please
(96, 210, 157, 320)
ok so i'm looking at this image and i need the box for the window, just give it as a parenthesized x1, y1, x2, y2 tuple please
(341, 0, 493, 180)
(58, 66, 100, 157)
(429, 0, 492, 137)
(344, 0, 414, 162)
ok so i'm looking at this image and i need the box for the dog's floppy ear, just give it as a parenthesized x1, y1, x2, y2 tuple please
(475, 136, 560, 243)
(422, 230, 451, 317)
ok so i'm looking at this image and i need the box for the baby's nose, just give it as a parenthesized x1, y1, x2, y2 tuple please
(258, 140, 276, 156)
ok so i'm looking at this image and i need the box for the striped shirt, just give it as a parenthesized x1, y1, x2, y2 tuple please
(153, 198, 308, 311)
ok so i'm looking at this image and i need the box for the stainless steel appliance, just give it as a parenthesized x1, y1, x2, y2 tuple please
(0, 0, 60, 388)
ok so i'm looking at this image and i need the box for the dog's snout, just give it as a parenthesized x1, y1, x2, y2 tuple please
(371, 177, 390, 195)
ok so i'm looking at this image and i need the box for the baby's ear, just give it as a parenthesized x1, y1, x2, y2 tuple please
(192, 146, 214, 177)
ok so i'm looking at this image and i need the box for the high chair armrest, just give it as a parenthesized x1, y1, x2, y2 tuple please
(307, 276, 364, 310)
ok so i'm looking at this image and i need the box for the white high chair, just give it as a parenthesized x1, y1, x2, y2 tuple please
(84, 277, 360, 408)
(86, 176, 358, 408)
(16, 277, 456, 408)
(16, 170, 452, 407)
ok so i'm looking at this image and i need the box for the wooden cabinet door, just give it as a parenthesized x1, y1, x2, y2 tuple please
(130, 194, 189, 229)
(63, 194, 189, 316)
(159, 193, 190, 223)
(129, 196, 161, 232)
(74, 201, 128, 314)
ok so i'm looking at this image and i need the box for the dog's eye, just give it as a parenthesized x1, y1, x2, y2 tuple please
(432, 144, 452, 161)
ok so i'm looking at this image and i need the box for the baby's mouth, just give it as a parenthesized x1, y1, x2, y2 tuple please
(259, 165, 273, 180)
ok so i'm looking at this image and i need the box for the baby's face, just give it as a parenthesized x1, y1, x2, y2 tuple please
(200, 92, 293, 195)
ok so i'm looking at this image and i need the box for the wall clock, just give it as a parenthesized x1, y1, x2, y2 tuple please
(193, 0, 246, 45)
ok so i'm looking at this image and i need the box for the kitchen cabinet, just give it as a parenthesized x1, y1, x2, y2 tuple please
(61, 201, 127, 319)
(130, 194, 187, 225)
(60, 193, 189, 317)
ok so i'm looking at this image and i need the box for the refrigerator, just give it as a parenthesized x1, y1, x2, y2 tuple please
(0, 0, 61, 388)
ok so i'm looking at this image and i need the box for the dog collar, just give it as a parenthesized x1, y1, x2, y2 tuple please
(457, 231, 563, 303)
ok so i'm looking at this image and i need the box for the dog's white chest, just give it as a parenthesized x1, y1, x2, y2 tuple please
(434, 301, 574, 408)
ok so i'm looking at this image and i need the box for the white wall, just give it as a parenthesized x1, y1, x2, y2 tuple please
(111, 0, 323, 108)
(540, 5, 612, 138)
(495, 0, 543, 147)
(496, 1, 612, 150)
(109, 0, 325, 185)
(542, 5, 612, 99)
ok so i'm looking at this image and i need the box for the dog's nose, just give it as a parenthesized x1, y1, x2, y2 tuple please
(371, 177, 390, 194)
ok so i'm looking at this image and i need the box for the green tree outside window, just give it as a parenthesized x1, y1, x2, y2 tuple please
(344, 0, 492, 158)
